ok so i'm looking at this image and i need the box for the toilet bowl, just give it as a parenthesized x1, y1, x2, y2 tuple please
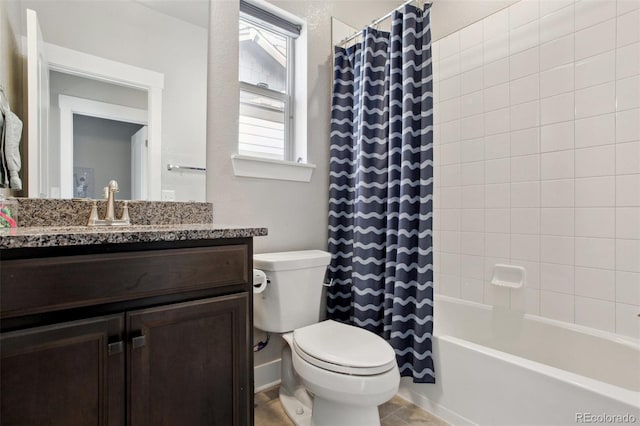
(288, 320, 400, 426)
(253, 250, 400, 426)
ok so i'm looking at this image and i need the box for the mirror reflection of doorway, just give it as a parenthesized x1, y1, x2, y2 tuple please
(55, 90, 149, 200)
(26, 7, 165, 199)
(54, 76, 149, 199)
(72, 115, 145, 200)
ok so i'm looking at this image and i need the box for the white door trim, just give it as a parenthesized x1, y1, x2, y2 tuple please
(26, 9, 50, 197)
(45, 43, 164, 90)
(58, 95, 147, 198)
(131, 126, 148, 200)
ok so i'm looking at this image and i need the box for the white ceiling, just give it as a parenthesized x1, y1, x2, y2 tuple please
(134, 0, 210, 29)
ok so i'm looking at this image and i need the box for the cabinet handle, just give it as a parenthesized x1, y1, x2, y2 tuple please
(132, 335, 146, 349)
(108, 341, 123, 355)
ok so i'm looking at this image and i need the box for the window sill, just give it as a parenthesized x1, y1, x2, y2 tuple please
(231, 154, 316, 182)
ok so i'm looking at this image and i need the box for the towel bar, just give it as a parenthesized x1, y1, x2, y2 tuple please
(167, 164, 206, 172)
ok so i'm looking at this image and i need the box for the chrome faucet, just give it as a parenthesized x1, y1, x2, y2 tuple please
(105, 180, 118, 221)
(87, 180, 131, 226)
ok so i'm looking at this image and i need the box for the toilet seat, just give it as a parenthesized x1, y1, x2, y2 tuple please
(292, 320, 397, 376)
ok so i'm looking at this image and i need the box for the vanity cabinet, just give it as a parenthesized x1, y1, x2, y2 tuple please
(0, 238, 254, 426)
(1, 314, 125, 426)
(128, 294, 248, 425)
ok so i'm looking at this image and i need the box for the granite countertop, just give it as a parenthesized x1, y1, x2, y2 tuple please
(0, 223, 268, 249)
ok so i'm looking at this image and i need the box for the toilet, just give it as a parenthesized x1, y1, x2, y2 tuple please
(253, 250, 400, 426)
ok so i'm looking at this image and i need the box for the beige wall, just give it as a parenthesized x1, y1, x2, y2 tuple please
(207, 0, 416, 368)
(207, 1, 411, 258)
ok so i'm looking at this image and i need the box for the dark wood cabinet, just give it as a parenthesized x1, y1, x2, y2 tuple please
(128, 294, 249, 426)
(1, 314, 125, 426)
(0, 238, 254, 426)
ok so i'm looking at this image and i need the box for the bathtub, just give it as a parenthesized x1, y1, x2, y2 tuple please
(398, 295, 640, 426)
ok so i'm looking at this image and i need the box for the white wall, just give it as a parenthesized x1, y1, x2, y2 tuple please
(18, 0, 208, 201)
(430, 0, 518, 40)
(432, 0, 640, 339)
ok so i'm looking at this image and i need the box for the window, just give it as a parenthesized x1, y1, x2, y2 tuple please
(239, 1, 300, 162)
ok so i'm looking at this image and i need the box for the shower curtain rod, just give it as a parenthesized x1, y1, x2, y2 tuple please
(338, 0, 431, 46)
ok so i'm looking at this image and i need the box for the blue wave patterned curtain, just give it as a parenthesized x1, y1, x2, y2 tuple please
(327, 4, 434, 383)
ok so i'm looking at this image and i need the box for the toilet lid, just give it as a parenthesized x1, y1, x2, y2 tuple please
(293, 320, 397, 375)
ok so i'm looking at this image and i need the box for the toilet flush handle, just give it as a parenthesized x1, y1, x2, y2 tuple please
(253, 269, 268, 294)
(322, 278, 334, 287)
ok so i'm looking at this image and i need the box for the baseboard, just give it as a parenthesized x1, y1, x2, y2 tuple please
(397, 385, 476, 426)
(254, 358, 281, 393)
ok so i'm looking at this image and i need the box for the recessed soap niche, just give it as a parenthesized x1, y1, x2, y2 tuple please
(491, 264, 526, 289)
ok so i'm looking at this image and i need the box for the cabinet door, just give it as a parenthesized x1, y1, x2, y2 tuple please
(128, 293, 251, 426)
(1, 314, 125, 426)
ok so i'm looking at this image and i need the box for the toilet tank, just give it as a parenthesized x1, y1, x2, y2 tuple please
(253, 250, 331, 333)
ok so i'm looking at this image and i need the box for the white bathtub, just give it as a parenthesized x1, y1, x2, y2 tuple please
(398, 295, 640, 426)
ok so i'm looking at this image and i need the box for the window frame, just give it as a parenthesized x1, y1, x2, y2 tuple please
(232, 0, 313, 183)
(239, 12, 296, 162)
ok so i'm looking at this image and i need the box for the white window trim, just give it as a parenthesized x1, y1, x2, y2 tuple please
(231, 154, 315, 182)
(234, 0, 310, 182)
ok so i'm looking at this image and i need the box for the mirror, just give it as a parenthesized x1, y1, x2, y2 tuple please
(1, 0, 209, 201)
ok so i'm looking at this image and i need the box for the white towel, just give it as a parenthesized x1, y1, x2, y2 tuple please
(0, 89, 23, 190)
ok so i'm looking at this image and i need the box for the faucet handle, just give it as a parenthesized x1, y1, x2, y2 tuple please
(108, 180, 119, 193)
(120, 201, 131, 224)
(87, 201, 99, 226)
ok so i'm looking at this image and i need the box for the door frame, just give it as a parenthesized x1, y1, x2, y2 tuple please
(44, 41, 164, 199)
(58, 95, 147, 199)
(131, 126, 148, 200)
(26, 9, 49, 198)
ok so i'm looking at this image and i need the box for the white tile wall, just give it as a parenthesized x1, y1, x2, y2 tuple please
(540, 34, 573, 71)
(541, 121, 574, 152)
(575, 114, 615, 148)
(616, 42, 639, 79)
(432, 0, 640, 338)
(575, 51, 615, 89)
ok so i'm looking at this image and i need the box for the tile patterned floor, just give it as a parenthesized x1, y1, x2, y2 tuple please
(254, 386, 449, 426)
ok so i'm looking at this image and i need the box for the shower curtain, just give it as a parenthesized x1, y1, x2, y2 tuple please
(327, 4, 434, 383)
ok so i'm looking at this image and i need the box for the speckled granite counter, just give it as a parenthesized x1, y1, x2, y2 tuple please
(0, 224, 268, 249)
(13, 198, 214, 227)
